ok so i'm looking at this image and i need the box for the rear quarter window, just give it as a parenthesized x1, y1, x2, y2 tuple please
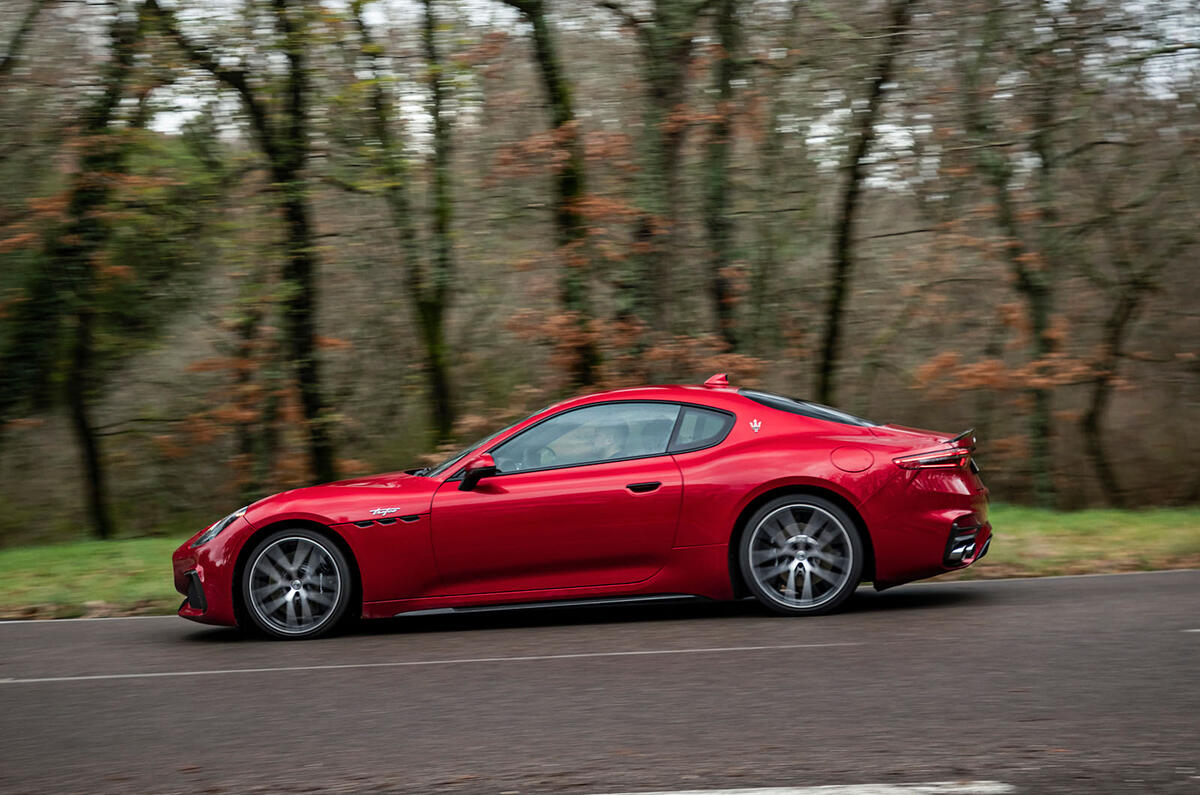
(668, 406, 734, 452)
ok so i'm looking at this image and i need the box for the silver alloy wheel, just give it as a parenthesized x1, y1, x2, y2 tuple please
(746, 503, 853, 609)
(248, 536, 342, 636)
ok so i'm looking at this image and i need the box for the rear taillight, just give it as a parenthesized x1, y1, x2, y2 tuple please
(893, 447, 971, 469)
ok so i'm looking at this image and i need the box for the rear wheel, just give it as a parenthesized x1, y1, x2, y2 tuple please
(738, 495, 863, 616)
(242, 528, 351, 640)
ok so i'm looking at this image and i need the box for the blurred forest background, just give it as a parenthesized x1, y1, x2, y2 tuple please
(0, 0, 1197, 546)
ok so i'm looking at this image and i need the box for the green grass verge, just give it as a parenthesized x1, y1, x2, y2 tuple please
(0, 537, 182, 619)
(944, 504, 1200, 580)
(0, 505, 1197, 619)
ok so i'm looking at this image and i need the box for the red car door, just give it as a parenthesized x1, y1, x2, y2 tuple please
(428, 402, 684, 595)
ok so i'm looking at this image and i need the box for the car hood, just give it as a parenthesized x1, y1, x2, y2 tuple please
(321, 471, 419, 488)
(242, 470, 442, 527)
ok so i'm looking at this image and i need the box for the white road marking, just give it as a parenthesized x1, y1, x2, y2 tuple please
(0, 641, 860, 684)
(1183, 629, 1200, 633)
(591, 783, 1015, 795)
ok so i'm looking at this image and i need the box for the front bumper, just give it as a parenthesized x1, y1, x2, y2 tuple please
(180, 570, 207, 613)
(172, 517, 252, 627)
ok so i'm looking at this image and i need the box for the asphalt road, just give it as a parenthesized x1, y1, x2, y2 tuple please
(2, 570, 1198, 795)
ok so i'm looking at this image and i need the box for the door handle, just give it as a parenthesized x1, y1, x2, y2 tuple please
(626, 481, 662, 493)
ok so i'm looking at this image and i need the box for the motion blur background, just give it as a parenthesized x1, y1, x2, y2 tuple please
(1, 0, 1197, 546)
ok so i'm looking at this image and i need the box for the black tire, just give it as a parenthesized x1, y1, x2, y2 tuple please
(737, 494, 864, 616)
(241, 527, 353, 640)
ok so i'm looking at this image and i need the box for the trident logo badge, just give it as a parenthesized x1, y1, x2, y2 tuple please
(749, 419, 762, 433)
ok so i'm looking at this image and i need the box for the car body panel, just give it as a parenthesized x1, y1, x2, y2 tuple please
(428, 455, 683, 594)
(358, 543, 733, 620)
(172, 381, 992, 628)
(240, 472, 440, 528)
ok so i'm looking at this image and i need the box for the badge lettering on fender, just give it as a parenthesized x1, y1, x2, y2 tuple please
(370, 507, 402, 516)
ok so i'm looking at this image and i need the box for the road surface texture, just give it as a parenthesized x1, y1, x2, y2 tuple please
(2, 570, 1198, 794)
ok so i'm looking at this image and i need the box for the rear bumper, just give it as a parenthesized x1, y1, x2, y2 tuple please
(944, 517, 991, 567)
(862, 465, 991, 589)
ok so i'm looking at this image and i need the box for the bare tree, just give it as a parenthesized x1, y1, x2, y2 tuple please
(148, 0, 337, 483)
(599, 0, 713, 337)
(703, 0, 740, 350)
(50, 3, 146, 538)
(814, 0, 916, 406)
(504, 0, 598, 385)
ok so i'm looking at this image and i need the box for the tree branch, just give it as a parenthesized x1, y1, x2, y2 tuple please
(594, 0, 649, 33)
(143, 0, 279, 162)
(1111, 41, 1199, 67)
(0, 0, 53, 80)
(1052, 138, 1134, 167)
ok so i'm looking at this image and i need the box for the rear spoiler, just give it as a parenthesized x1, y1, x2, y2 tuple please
(949, 428, 976, 449)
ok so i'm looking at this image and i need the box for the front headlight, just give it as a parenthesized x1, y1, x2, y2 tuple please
(190, 506, 249, 548)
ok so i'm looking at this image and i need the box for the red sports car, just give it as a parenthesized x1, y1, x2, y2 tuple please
(173, 374, 991, 639)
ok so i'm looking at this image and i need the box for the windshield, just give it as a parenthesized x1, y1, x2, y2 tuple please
(420, 407, 548, 477)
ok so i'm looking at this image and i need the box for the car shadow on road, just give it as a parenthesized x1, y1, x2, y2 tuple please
(180, 581, 984, 643)
(842, 583, 983, 614)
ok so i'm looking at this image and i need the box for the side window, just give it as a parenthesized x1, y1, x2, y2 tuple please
(492, 403, 680, 473)
(669, 406, 733, 452)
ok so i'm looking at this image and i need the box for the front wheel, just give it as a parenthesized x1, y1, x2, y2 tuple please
(242, 528, 352, 639)
(738, 495, 863, 616)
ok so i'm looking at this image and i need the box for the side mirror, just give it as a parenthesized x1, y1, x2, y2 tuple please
(459, 452, 498, 491)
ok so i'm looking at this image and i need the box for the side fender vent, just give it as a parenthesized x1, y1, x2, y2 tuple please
(352, 516, 423, 528)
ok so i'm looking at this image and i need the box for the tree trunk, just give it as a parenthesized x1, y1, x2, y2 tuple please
(47, 3, 144, 539)
(233, 305, 262, 504)
(1026, 283, 1055, 507)
(416, 300, 453, 442)
(275, 0, 336, 483)
(66, 307, 113, 540)
(423, 0, 455, 441)
(354, 0, 454, 441)
(640, 56, 689, 337)
(814, 0, 914, 406)
(0, 268, 61, 424)
(703, 0, 738, 350)
(747, 1, 802, 357)
(1081, 278, 1141, 507)
(748, 119, 780, 355)
(278, 185, 336, 483)
(1025, 57, 1064, 509)
(594, 1, 709, 349)
(1081, 364, 1125, 507)
(962, 0, 1056, 506)
(517, 0, 597, 386)
(628, 67, 679, 336)
(151, 0, 337, 484)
